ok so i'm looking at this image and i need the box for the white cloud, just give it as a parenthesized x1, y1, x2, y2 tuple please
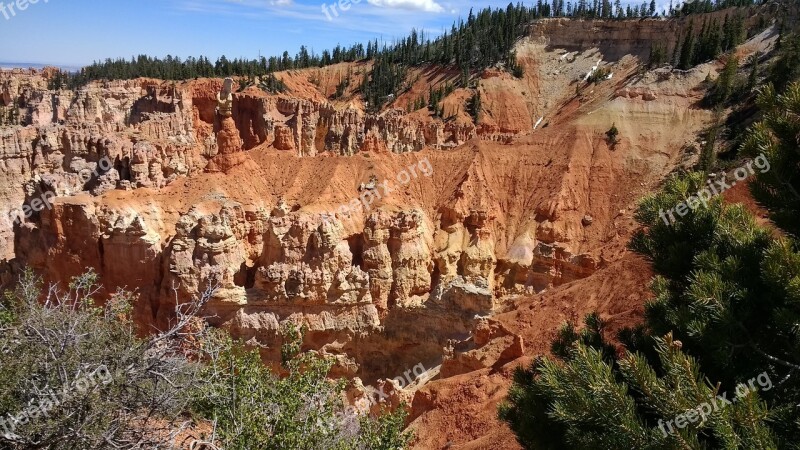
(270, 0, 293, 5)
(367, 0, 444, 13)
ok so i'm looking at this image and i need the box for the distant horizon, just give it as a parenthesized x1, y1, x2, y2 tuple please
(0, 62, 83, 71)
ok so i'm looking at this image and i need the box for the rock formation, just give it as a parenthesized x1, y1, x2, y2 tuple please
(0, 11, 774, 447)
(206, 78, 250, 173)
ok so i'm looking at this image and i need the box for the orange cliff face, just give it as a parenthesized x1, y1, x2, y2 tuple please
(0, 12, 778, 449)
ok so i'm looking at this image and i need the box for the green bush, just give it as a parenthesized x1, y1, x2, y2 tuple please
(193, 325, 412, 450)
(0, 270, 412, 449)
(605, 123, 619, 144)
(468, 91, 482, 122)
(0, 269, 204, 448)
(741, 82, 800, 237)
(587, 66, 612, 84)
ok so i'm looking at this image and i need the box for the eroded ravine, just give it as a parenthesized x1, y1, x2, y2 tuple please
(1, 12, 773, 447)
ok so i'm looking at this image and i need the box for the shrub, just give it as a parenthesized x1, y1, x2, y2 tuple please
(0, 269, 212, 449)
(587, 66, 611, 84)
(741, 82, 800, 236)
(0, 270, 413, 449)
(468, 91, 482, 122)
(193, 324, 412, 450)
(507, 52, 525, 78)
(648, 43, 667, 68)
(259, 73, 287, 94)
(605, 123, 619, 144)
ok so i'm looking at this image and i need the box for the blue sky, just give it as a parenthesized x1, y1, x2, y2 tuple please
(0, 0, 518, 67)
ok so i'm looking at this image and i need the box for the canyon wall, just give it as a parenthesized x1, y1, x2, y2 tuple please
(0, 14, 738, 384)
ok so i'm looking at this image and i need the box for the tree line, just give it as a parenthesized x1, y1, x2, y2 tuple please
(676, 14, 748, 69)
(46, 1, 763, 92)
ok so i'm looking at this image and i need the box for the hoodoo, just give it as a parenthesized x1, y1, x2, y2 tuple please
(206, 77, 250, 173)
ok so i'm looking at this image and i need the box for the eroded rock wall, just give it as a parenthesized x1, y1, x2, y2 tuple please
(0, 12, 735, 383)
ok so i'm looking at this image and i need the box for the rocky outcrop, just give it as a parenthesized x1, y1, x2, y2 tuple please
(273, 125, 295, 151)
(440, 318, 524, 377)
(0, 74, 207, 257)
(239, 97, 477, 155)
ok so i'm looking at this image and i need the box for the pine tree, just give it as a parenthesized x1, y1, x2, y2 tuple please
(770, 32, 800, 90)
(707, 54, 738, 105)
(500, 317, 776, 449)
(741, 82, 800, 235)
(679, 24, 695, 69)
(698, 108, 721, 170)
(747, 51, 760, 89)
(605, 123, 619, 144)
(507, 52, 525, 78)
(648, 43, 667, 68)
(468, 91, 481, 122)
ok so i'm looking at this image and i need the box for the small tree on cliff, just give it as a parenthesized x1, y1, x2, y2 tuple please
(605, 123, 619, 145)
(648, 43, 667, 68)
(468, 91, 482, 123)
(705, 54, 739, 106)
(507, 52, 525, 78)
(259, 73, 287, 94)
(679, 24, 696, 70)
